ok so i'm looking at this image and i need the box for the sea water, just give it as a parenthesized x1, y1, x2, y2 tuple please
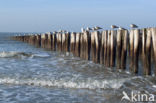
(0, 32, 156, 103)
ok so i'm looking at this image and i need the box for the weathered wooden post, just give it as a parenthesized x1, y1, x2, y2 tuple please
(52, 32, 57, 51)
(62, 32, 70, 52)
(133, 29, 140, 74)
(46, 32, 52, 50)
(106, 30, 111, 66)
(116, 30, 122, 69)
(75, 32, 81, 57)
(129, 30, 134, 72)
(142, 28, 152, 75)
(104, 30, 108, 65)
(151, 27, 156, 75)
(41, 33, 47, 48)
(91, 31, 101, 63)
(110, 30, 117, 67)
(26, 35, 30, 43)
(62, 32, 66, 52)
(129, 29, 140, 74)
(56, 33, 61, 51)
(32, 35, 36, 45)
(121, 30, 128, 69)
(80, 31, 91, 60)
(66, 32, 71, 52)
(100, 31, 105, 64)
(29, 35, 33, 44)
(70, 32, 76, 54)
(36, 34, 41, 47)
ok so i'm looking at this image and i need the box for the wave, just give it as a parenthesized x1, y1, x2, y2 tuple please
(0, 51, 50, 58)
(0, 77, 131, 89)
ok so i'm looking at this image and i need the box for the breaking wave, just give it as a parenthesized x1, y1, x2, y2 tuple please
(0, 51, 50, 58)
(0, 77, 131, 89)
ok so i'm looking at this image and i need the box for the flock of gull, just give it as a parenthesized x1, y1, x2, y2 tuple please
(21, 24, 138, 36)
(81, 24, 138, 32)
(55, 24, 138, 34)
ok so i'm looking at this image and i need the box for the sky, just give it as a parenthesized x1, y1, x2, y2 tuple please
(0, 0, 155, 32)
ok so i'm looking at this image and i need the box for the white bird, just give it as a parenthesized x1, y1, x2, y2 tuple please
(62, 30, 67, 33)
(86, 27, 92, 31)
(130, 24, 138, 28)
(119, 26, 126, 30)
(95, 26, 102, 30)
(53, 31, 58, 34)
(111, 25, 119, 29)
(92, 26, 102, 31)
(81, 28, 85, 32)
(58, 29, 65, 33)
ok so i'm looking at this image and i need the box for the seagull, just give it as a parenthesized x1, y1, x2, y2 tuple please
(86, 27, 92, 31)
(58, 30, 63, 33)
(62, 30, 67, 33)
(111, 25, 119, 29)
(119, 26, 126, 30)
(53, 31, 58, 34)
(92, 26, 102, 31)
(81, 28, 86, 32)
(130, 24, 138, 28)
(95, 26, 102, 30)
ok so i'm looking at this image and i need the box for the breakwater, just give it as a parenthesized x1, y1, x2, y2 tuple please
(11, 27, 156, 76)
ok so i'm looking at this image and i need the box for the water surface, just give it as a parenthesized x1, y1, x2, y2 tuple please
(0, 32, 156, 103)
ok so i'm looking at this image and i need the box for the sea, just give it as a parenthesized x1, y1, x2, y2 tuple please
(0, 32, 156, 103)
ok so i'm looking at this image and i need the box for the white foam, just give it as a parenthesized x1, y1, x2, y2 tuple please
(33, 53, 50, 58)
(0, 51, 18, 58)
(152, 85, 156, 88)
(0, 77, 131, 89)
(0, 51, 50, 58)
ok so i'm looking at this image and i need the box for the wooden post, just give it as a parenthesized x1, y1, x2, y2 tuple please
(151, 28, 156, 75)
(106, 30, 111, 66)
(32, 35, 36, 45)
(100, 31, 105, 64)
(56, 33, 62, 51)
(133, 29, 140, 74)
(121, 30, 128, 69)
(52, 33, 57, 51)
(91, 31, 101, 63)
(47, 32, 52, 50)
(61, 32, 70, 52)
(41, 33, 46, 48)
(142, 28, 152, 75)
(70, 32, 76, 54)
(91, 32, 95, 61)
(66, 32, 70, 52)
(110, 30, 116, 67)
(129, 30, 134, 72)
(36, 34, 41, 47)
(61, 33, 66, 52)
(80, 31, 91, 60)
(104, 30, 108, 65)
(75, 32, 81, 57)
(116, 30, 122, 69)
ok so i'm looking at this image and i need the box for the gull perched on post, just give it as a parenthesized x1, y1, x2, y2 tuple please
(119, 26, 126, 30)
(92, 26, 102, 31)
(53, 31, 58, 34)
(81, 28, 85, 32)
(61, 30, 67, 33)
(130, 24, 138, 29)
(111, 25, 119, 29)
(86, 27, 92, 31)
(58, 29, 63, 33)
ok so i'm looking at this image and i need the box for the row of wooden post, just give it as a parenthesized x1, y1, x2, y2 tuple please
(11, 27, 156, 76)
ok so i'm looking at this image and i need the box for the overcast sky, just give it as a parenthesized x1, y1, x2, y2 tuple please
(0, 0, 155, 32)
